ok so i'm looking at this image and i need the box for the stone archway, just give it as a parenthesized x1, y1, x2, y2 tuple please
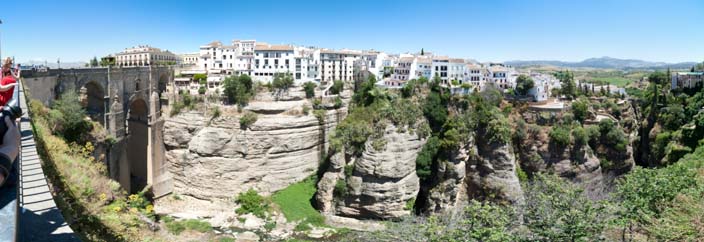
(127, 98, 149, 193)
(82, 81, 105, 124)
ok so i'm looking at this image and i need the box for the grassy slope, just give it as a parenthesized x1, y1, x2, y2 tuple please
(272, 176, 324, 225)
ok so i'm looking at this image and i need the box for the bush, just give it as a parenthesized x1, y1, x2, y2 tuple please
(313, 109, 326, 124)
(330, 80, 344, 95)
(303, 81, 316, 98)
(239, 112, 258, 129)
(334, 96, 344, 109)
(334, 179, 347, 198)
(416, 136, 440, 182)
(301, 104, 311, 115)
(571, 99, 589, 124)
(223, 75, 255, 107)
(272, 73, 294, 92)
(51, 91, 92, 143)
(572, 126, 588, 147)
(549, 125, 571, 147)
(235, 189, 268, 218)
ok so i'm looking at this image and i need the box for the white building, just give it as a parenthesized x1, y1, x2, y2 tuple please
(485, 64, 515, 91)
(179, 53, 199, 65)
(392, 55, 416, 82)
(319, 49, 360, 84)
(115, 45, 179, 67)
(465, 63, 485, 91)
(252, 43, 296, 83)
(448, 58, 466, 85)
(431, 56, 450, 84)
(527, 73, 559, 102)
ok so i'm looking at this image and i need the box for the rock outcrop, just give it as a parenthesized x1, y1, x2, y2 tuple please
(163, 104, 346, 201)
(466, 135, 525, 205)
(317, 124, 426, 219)
(424, 140, 470, 213)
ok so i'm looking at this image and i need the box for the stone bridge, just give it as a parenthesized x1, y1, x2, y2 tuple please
(22, 67, 174, 196)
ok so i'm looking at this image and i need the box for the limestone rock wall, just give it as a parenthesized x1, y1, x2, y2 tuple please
(163, 106, 346, 201)
(317, 125, 427, 219)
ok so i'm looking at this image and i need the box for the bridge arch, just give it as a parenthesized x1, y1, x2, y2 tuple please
(126, 97, 149, 193)
(82, 81, 105, 124)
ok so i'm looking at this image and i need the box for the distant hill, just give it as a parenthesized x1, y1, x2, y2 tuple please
(20, 60, 87, 69)
(506, 57, 697, 70)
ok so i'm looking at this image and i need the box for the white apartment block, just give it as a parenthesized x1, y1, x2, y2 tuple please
(252, 44, 320, 84)
(319, 49, 359, 83)
(448, 58, 466, 84)
(392, 55, 415, 82)
(485, 64, 515, 90)
(431, 56, 450, 84)
(465, 63, 485, 90)
(115, 45, 179, 67)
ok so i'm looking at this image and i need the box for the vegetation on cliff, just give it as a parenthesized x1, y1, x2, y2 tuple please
(29, 95, 156, 241)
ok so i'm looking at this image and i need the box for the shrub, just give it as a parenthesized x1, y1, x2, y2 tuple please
(571, 99, 589, 124)
(344, 164, 354, 177)
(404, 198, 416, 211)
(222, 74, 255, 107)
(211, 106, 221, 120)
(313, 110, 326, 124)
(303, 81, 316, 98)
(239, 112, 258, 129)
(416, 136, 440, 182)
(330, 80, 344, 95)
(572, 126, 588, 147)
(334, 179, 347, 198)
(272, 73, 294, 92)
(549, 125, 571, 147)
(235, 189, 268, 218)
(334, 96, 344, 109)
(301, 104, 311, 115)
(51, 91, 92, 143)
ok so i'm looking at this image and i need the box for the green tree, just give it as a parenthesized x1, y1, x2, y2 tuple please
(555, 70, 576, 99)
(89, 56, 99, 67)
(51, 91, 91, 143)
(571, 99, 589, 124)
(222, 75, 254, 107)
(523, 174, 610, 241)
(515, 74, 535, 95)
(272, 72, 294, 95)
(303, 81, 316, 98)
(330, 80, 344, 95)
(193, 73, 207, 84)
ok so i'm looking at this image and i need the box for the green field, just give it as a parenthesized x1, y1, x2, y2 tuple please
(272, 176, 325, 225)
(589, 77, 633, 87)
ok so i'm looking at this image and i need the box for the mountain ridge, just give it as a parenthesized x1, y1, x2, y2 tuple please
(506, 56, 697, 69)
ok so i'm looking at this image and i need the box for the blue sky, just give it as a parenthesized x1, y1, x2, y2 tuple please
(2, 0, 703, 63)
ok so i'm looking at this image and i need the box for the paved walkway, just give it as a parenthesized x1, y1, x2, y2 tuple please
(17, 83, 79, 242)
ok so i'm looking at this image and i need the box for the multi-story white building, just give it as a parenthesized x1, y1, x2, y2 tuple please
(319, 49, 359, 84)
(252, 43, 296, 82)
(416, 56, 433, 80)
(392, 55, 416, 82)
(465, 63, 485, 90)
(431, 56, 449, 84)
(115, 45, 179, 67)
(448, 58, 466, 85)
(486, 64, 514, 90)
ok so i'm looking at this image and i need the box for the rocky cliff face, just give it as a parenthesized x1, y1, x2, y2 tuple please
(465, 134, 525, 205)
(163, 101, 346, 202)
(316, 124, 426, 219)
